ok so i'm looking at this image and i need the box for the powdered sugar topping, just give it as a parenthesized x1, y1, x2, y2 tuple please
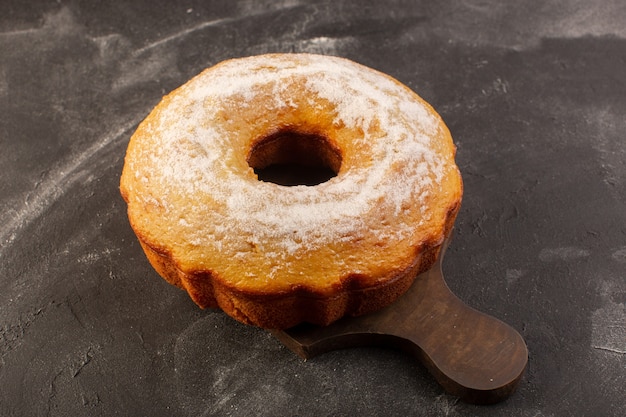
(127, 54, 452, 264)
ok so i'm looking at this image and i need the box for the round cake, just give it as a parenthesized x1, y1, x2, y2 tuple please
(120, 53, 462, 329)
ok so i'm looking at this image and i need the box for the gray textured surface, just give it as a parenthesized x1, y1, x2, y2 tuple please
(1, 1, 625, 416)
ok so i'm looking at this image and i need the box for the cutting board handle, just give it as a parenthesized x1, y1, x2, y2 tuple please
(273, 237, 528, 404)
(388, 262, 529, 404)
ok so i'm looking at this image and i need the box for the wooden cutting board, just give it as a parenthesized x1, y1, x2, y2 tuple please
(271, 235, 528, 404)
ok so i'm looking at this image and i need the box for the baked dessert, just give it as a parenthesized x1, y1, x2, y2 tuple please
(120, 53, 462, 329)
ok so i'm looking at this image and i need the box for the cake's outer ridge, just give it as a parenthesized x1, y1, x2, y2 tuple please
(120, 53, 463, 329)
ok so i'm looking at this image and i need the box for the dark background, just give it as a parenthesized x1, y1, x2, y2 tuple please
(1, 1, 625, 416)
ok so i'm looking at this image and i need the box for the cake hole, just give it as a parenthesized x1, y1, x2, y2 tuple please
(247, 130, 342, 186)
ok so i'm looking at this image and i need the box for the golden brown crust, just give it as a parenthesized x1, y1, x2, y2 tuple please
(129, 195, 460, 329)
(120, 53, 463, 329)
